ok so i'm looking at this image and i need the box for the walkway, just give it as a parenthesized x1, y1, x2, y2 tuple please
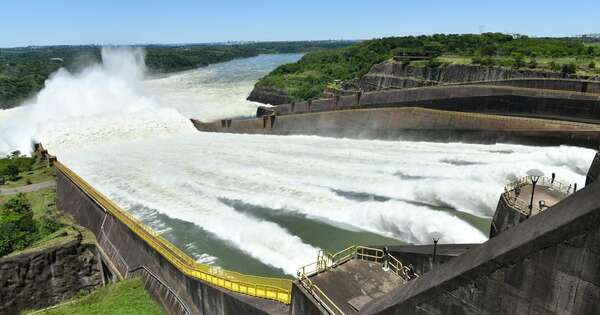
(517, 184, 566, 216)
(0, 180, 56, 196)
(308, 260, 405, 314)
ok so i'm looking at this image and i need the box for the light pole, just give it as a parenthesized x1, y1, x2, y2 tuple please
(430, 231, 442, 266)
(526, 169, 544, 217)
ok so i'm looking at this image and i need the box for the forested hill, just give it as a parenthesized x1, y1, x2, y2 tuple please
(0, 41, 356, 109)
(254, 33, 600, 102)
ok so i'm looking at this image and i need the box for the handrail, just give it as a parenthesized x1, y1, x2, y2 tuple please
(387, 254, 419, 281)
(297, 245, 417, 314)
(298, 273, 345, 315)
(503, 175, 573, 216)
(54, 161, 292, 304)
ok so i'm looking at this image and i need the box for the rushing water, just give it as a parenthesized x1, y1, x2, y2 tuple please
(0, 49, 595, 277)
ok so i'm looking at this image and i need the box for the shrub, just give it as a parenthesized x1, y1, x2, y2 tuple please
(549, 61, 561, 72)
(0, 194, 37, 256)
(426, 58, 444, 68)
(480, 57, 495, 66)
(471, 57, 482, 64)
(528, 59, 538, 69)
(512, 53, 526, 68)
(561, 63, 577, 76)
(37, 216, 63, 237)
(590, 61, 596, 69)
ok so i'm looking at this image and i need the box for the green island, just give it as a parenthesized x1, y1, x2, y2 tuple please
(0, 41, 355, 109)
(255, 33, 600, 101)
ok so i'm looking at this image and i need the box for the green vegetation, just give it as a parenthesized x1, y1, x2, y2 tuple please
(0, 152, 54, 187)
(24, 277, 164, 315)
(256, 33, 600, 101)
(0, 191, 63, 256)
(0, 41, 355, 108)
(0, 154, 62, 257)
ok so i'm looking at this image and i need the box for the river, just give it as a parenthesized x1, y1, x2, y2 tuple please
(0, 49, 595, 277)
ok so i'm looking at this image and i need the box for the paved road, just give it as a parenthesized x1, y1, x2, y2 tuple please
(0, 180, 56, 196)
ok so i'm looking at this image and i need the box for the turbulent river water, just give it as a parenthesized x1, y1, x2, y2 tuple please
(0, 49, 595, 277)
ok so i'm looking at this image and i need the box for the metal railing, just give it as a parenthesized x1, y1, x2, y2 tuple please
(54, 161, 292, 304)
(297, 246, 417, 315)
(503, 175, 573, 216)
(387, 254, 419, 281)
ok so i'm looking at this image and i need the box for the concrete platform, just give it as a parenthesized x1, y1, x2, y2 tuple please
(518, 184, 568, 215)
(308, 260, 405, 313)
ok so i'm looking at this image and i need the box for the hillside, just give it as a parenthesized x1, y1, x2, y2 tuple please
(0, 41, 356, 109)
(249, 33, 600, 104)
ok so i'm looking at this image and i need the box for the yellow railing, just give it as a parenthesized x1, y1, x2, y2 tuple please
(297, 245, 416, 314)
(54, 161, 292, 304)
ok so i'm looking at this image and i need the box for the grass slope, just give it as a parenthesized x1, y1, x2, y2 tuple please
(25, 278, 164, 315)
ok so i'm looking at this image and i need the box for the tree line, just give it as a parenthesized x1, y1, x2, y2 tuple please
(0, 41, 356, 109)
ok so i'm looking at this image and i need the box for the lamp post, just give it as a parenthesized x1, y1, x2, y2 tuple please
(526, 169, 544, 217)
(430, 231, 442, 267)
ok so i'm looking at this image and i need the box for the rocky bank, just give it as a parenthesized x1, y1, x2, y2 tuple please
(0, 230, 104, 314)
(247, 60, 600, 105)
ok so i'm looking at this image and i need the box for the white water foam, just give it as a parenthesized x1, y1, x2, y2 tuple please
(0, 48, 594, 275)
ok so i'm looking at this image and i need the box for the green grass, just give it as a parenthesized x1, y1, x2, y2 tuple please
(0, 187, 57, 217)
(23, 277, 164, 315)
(3, 164, 55, 188)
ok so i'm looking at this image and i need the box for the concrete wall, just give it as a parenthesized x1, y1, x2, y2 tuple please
(385, 244, 478, 276)
(0, 239, 103, 314)
(289, 282, 326, 315)
(586, 152, 600, 186)
(262, 85, 600, 124)
(194, 107, 600, 148)
(489, 195, 528, 238)
(361, 178, 600, 315)
(55, 168, 288, 315)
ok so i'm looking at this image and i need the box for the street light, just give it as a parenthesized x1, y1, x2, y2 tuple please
(526, 169, 544, 217)
(430, 231, 442, 266)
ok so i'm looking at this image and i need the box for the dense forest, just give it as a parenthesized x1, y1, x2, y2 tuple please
(256, 33, 600, 101)
(0, 41, 355, 109)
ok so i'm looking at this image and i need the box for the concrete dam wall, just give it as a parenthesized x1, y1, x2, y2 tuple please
(261, 85, 600, 123)
(54, 161, 291, 315)
(198, 83, 600, 147)
(193, 107, 600, 148)
(360, 178, 600, 314)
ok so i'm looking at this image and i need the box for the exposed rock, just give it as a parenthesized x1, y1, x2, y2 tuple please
(0, 237, 103, 314)
(358, 61, 599, 91)
(247, 85, 291, 105)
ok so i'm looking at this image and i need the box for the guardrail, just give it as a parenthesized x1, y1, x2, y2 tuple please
(503, 175, 573, 216)
(297, 245, 417, 315)
(54, 161, 292, 304)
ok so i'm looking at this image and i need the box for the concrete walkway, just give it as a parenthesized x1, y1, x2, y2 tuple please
(0, 180, 56, 196)
(309, 260, 405, 313)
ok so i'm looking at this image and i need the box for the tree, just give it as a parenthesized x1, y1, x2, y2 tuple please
(549, 61, 561, 72)
(6, 164, 19, 181)
(528, 58, 538, 69)
(512, 53, 526, 69)
(0, 194, 37, 256)
(480, 58, 496, 66)
(561, 63, 577, 76)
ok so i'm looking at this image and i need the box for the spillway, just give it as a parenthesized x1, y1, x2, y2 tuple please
(1, 50, 595, 278)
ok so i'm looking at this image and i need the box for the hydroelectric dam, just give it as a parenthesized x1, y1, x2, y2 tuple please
(3, 53, 600, 314)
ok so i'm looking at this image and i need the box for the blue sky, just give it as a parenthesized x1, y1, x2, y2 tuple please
(1, 0, 598, 47)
